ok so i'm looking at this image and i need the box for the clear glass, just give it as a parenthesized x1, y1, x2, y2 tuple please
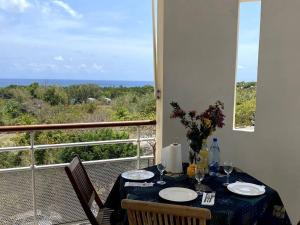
(223, 161, 233, 186)
(194, 167, 205, 193)
(156, 163, 166, 185)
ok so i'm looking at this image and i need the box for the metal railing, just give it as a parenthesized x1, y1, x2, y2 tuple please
(0, 120, 156, 225)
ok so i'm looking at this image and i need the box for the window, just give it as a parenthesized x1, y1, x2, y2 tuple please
(234, 0, 261, 131)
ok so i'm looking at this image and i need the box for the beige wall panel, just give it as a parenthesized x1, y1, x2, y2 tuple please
(161, 0, 238, 161)
(159, 0, 300, 223)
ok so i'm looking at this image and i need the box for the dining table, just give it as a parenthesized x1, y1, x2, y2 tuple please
(104, 164, 291, 225)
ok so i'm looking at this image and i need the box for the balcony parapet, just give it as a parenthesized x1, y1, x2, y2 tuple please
(0, 120, 156, 225)
(0, 120, 156, 132)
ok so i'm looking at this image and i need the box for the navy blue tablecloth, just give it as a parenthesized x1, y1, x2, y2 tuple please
(105, 165, 291, 225)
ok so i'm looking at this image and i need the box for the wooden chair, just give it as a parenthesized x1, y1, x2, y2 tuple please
(121, 199, 211, 225)
(65, 156, 112, 225)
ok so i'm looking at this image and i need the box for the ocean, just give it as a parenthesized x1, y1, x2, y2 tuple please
(0, 79, 153, 88)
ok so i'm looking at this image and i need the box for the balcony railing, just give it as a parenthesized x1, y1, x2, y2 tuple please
(0, 120, 156, 225)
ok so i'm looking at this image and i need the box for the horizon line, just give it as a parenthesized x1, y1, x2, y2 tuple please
(0, 78, 154, 82)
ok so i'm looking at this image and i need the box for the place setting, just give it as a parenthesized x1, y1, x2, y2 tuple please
(121, 160, 170, 188)
(121, 143, 183, 188)
(121, 169, 155, 181)
(121, 169, 155, 187)
(157, 144, 217, 205)
(219, 161, 266, 197)
(154, 165, 217, 207)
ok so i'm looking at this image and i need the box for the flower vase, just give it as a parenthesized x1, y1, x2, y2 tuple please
(198, 139, 209, 174)
(187, 143, 197, 177)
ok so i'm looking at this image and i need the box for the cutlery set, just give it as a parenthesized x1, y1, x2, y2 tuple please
(201, 192, 216, 206)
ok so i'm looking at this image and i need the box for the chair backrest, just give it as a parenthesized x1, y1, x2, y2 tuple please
(121, 199, 211, 225)
(65, 156, 104, 225)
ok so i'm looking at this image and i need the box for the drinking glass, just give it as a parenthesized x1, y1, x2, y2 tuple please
(194, 167, 205, 193)
(157, 163, 166, 185)
(223, 161, 233, 186)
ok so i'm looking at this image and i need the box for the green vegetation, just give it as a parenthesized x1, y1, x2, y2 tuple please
(0, 83, 155, 126)
(235, 82, 256, 128)
(0, 81, 256, 168)
(0, 83, 155, 168)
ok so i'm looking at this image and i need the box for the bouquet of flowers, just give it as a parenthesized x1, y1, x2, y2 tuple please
(170, 100, 225, 155)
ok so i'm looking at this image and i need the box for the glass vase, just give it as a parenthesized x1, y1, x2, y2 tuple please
(198, 139, 209, 174)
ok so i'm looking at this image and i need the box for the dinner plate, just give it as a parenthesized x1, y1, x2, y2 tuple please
(159, 187, 198, 202)
(121, 170, 155, 181)
(227, 182, 265, 196)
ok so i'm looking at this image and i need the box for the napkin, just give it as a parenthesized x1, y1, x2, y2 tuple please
(124, 182, 154, 187)
(201, 192, 215, 206)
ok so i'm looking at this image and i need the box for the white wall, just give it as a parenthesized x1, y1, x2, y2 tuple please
(157, 0, 300, 224)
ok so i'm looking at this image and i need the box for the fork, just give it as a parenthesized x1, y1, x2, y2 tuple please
(203, 193, 209, 203)
(205, 193, 212, 203)
(207, 192, 215, 203)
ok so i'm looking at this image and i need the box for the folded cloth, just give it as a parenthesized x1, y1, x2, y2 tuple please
(201, 192, 215, 206)
(124, 182, 154, 187)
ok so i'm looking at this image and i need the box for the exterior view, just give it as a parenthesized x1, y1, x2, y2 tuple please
(0, 0, 299, 225)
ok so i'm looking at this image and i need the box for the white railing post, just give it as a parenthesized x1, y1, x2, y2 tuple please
(30, 131, 38, 225)
(136, 126, 141, 169)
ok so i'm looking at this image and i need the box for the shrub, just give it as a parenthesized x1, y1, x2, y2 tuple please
(43, 86, 68, 106)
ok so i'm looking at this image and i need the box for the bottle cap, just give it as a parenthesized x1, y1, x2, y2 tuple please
(213, 138, 218, 142)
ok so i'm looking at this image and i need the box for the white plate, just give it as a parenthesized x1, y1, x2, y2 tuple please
(159, 187, 198, 202)
(121, 170, 154, 181)
(227, 182, 265, 196)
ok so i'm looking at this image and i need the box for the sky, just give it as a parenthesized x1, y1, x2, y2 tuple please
(0, 0, 260, 82)
(237, 1, 261, 82)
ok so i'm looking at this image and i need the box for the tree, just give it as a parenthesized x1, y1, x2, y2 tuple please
(27, 82, 39, 98)
(67, 84, 102, 104)
(15, 114, 37, 125)
(58, 129, 137, 163)
(235, 82, 256, 127)
(11, 129, 137, 166)
(3, 100, 23, 118)
(136, 92, 156, 119)
(43, 86, 68, 106)
(113, 107, 131, 120)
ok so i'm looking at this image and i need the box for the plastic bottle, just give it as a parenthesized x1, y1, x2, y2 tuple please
(209, 138, 220, 176)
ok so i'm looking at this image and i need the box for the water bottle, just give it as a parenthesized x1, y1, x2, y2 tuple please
(209, 138, 220, 176)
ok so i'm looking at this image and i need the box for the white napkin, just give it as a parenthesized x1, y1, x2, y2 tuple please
(124, 182, 154, 187)
(201, 192, 215, 206)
